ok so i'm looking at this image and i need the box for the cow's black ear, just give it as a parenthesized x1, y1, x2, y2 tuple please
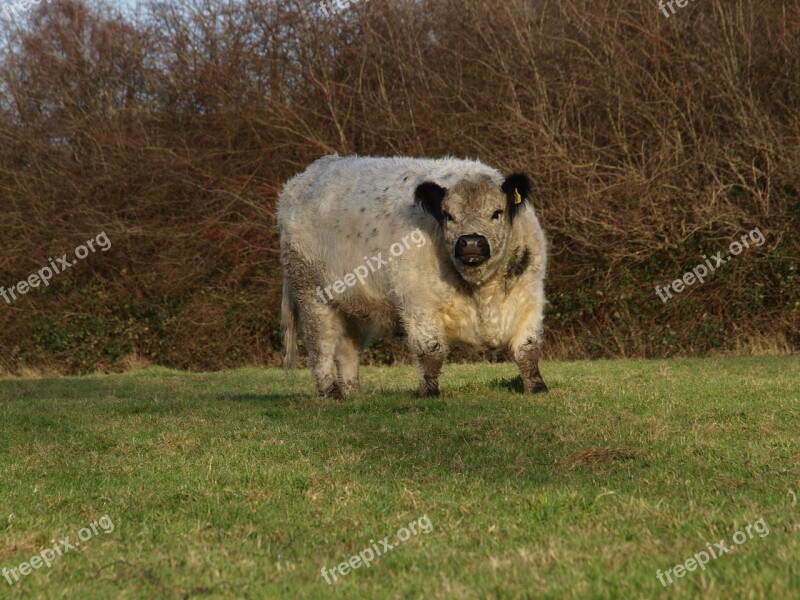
(501, 173, 532, 222)
(414, 182, 447, 224)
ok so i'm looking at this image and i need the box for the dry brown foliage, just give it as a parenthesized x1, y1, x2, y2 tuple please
(0, 0, 797, 373)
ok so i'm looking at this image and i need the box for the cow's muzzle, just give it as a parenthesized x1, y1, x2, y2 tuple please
(455, 235, 490, 266)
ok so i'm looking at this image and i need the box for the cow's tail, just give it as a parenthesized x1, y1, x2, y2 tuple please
(281, 275, 299, 370)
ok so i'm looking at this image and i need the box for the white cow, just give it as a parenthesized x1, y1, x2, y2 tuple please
(278, 155, 548, 397)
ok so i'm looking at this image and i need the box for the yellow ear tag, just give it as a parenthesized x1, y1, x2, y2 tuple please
(514, 188, 522, 204)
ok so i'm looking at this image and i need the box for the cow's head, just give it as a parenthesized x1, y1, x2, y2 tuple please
(414, 173, 531, 284)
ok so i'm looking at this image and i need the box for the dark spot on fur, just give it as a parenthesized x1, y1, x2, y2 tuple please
(360, 207, 365, 213)
(357, 232, 362, 238)
(403, 176, 408, 182)
(506, 246, 531, 280)
(384, 186, 390, 192)
(371, 228, 378, 236)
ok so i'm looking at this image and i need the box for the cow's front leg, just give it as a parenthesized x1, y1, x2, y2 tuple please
(513, 336, 548, 394)
(408, 334, 448, 397)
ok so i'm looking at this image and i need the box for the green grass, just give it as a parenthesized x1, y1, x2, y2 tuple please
(1, 357, 799, 599)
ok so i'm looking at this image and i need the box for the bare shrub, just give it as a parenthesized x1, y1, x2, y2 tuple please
(0, 0, 797, 373)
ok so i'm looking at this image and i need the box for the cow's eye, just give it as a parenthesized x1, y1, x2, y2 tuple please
(443, 211, 455, 223)
(492, 210, 503, 220)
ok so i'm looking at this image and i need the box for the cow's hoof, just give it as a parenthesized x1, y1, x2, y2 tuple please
(417, 384, 440, 398)
(525, 380, 548, 394)
(339, 379, 361, 397)
(319, 381, 343, 398)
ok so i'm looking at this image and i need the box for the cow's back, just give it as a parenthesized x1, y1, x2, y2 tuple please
(277, 156, 503, 291)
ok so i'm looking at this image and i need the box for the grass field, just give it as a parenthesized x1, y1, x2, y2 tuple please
(1, 357, 799, 599)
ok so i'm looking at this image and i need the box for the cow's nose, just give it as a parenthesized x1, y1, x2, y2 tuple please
(455, 235, 490, 265)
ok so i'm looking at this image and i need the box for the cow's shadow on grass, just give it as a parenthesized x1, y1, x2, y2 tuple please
(210, 380, 583, 488)
(214, 392, 308, 418)
(215, 392, 301, 403)
(488, 375, 525, 393)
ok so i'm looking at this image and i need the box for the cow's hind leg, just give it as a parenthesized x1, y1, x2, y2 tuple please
(283, 247, 345, 398)
(335, 319, 362, 397)
(298, 301, 345, 398)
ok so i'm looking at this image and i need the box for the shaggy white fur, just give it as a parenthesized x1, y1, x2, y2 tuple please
(278, 155, 548, 397)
